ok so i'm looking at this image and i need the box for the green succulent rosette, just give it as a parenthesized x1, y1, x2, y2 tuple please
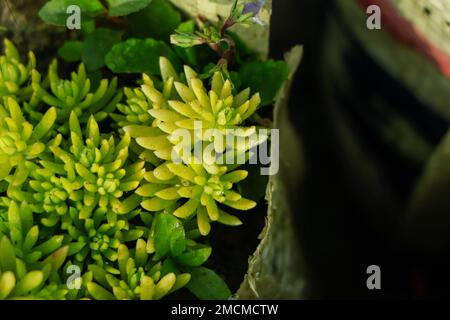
(86, 240, 191, 300)
(113, 57, 264, 236)
(0, 97, 56, 186)
(47, 112, 145, 221)
(0, 39, 38, 103)
(31, 61, 122, 131)
(138, 160, 254, 236)
(0, 202, 69, 300)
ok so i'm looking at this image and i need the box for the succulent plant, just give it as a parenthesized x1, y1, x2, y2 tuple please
(122, 57, 261, 139)
(150, 66, 260, 132)
(116, 58, 264, 164)
(0, 198, 8, 234)
(0, 235, 45, 300)
(48, 112, 145, 222)
(0, 97, 56, 186)
(116, 58, 262, 235)
(32, 61, 122, 131)
(6, 111, 145, 229)
(26, 170, 75, 226)
(0, 201, 69, 300)
(86, 240, 191, 300)
(0, 39, 37, 103)
(60, 207, 144, 267)
(0, 201, 67, 269)
(0, 235, 68, 300)
(0, 32, 266, 299)
(138, 160, 254, 236)
(6, 158, 80, 229)
(112, 74, 157, 128)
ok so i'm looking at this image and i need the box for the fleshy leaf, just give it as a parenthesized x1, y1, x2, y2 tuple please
(186, 267, 231, 300)
(0, 236, 16, 273)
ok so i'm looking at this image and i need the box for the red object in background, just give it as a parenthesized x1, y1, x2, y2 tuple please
(356, 0, 450, 79)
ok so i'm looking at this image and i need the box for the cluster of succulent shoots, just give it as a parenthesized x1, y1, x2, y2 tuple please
(0, 38, 264, 300)
(119, 57, 263, 235)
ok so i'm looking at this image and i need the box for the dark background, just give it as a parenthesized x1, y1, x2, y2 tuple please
(270, 0, 413, 299)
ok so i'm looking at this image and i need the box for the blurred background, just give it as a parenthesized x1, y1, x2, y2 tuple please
(272, 0, 450, 299)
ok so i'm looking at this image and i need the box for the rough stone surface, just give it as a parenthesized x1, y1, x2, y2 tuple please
(0, 0, 69, 67)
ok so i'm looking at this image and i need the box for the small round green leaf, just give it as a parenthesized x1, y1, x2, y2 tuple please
(186, 267, 231, 300)
(82, 28, 122, 71)
(39, 0, 105, 26)
(58, 41, 84, 62)
(105, 38, 180, 75)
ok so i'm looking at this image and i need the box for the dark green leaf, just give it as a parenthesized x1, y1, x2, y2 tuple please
(87, 70, 103, 90)
(0, 236, 16, 273)
(239, 60, 290, 106)
(170, 227, 186, 257)
(106, 0, 153, 17)
(154, 213, 186, 258)
(229, 71, 242, 91)
(160, 258, 180, 277)
(83, 28, 122, 71)
(105, 38, 180, 75)
(58, 41, 84, 62)
(186, 267, 231, 300)
(175, 247, 211, 267)
(81, 19, 96, 35)
(39, 0, 105, 26)
(128, 0, 181, 41)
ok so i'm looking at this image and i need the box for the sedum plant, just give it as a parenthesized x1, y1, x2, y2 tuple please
(60, 207, 143, 267)
(0, 39, 122, 130)
(0, 39, 37, 103)
(0, 201, 67, 268)
(0, 235, 48, 300)
(86, 241, 191, 300)
(49, 112, 145, 221)
(31, 61, 122, 130)
(120, 58, 262, 235)
(119, 58, 261, 134)
(138, 161, 254, 236)
(0, 46, 262, 300)
(7, 112, 145, 228)
(0, 0, 286, 300)
(0, 202, 69, 300)
(112, 74, 156, 128)
(0, 97, 56, 186)
(152, 59, 262, 131)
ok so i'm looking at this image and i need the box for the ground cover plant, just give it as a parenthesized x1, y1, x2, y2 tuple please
(0, 0, 291, 300)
